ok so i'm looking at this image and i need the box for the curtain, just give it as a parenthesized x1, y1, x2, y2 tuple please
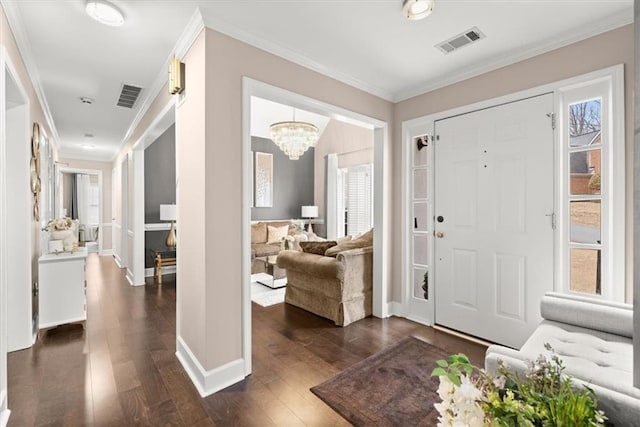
(69, 173, 78, 219)
(76, 174, 91, 229)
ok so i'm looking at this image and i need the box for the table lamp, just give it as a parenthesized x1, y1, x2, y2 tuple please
(160, 204, 177, 248)
(301, 205, 318, 234)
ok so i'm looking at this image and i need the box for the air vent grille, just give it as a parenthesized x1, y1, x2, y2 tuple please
(436, 27, 485, 54)
(117, 84, 143, 108)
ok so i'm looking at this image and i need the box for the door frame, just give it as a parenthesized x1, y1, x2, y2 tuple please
(242, 78, 390, 375)
(0, 46, 31, 426)
(401, 64, 625, 325)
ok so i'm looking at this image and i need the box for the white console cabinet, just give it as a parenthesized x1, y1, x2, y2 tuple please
(38, 248, 88, 329)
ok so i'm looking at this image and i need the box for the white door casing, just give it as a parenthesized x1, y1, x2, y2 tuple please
(434, 94, 555, 349)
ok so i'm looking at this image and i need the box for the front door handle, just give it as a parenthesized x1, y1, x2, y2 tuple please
(436, 231, 444, 238)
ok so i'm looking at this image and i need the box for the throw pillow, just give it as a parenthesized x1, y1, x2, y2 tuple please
(267, 225, 289, 244)
(325, 228, 373, 257)
(300, 241, 337, 256)
(251, 222, 267, 244)
(335, 235, 352, 244)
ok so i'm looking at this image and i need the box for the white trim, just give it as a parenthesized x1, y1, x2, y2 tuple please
(145, 266, 176, 277)
(0, 0, 60, 147)
(242, 78, 390, 378)
(145, 223, 172, 231)
(0, 389, 8, 427)
(399, 64, 626, 321)
(131, 150, 145, 286)
(113, 254, 123, 268)
(175, 337, 246, 398)
(386, 301, 405, 318)
(101, 249, 114, 256)
(115, 9, 203, 161)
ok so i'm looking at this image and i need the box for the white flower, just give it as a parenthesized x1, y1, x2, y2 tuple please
(436, 375, 455, 400)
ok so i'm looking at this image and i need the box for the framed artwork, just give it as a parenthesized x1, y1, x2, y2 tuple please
(254, 152, 273, 207)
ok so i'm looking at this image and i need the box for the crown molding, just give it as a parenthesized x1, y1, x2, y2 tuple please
(199, 12, 395, 102)
(394, 9, 634, 102)
(113, 8, 205, 161)
(0, 0, 60, 145)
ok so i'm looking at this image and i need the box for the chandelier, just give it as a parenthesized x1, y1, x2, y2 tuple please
(269, 109, 319, 160)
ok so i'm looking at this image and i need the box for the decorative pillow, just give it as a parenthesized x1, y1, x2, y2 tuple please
(325, 228, 373, 257)
(267, 225, 289, 244)
(251, 222, 267, 244)
(300, 241, 337, 256)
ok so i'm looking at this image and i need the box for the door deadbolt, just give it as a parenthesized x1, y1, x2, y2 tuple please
(436, 231, 445, 238)
(437, 216, 444, 223)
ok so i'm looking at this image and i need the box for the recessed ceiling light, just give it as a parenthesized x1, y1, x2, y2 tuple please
(402, 0, 435, 21)
(86, 0, 124, 27)
(81, 143, 95, 150)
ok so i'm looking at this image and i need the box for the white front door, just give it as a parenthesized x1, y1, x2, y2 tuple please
(434, 94, 555, 349)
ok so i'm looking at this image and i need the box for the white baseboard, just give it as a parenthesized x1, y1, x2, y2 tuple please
(101, 249, 114, 256)
(144, 266, 176, 277)
(386, 301, 406, 317)
(175, 336, 246, 398)
(0, 390, 9, 427)
(114, 254, 123, 268)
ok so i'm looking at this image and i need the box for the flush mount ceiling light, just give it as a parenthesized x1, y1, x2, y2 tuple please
(402, 0, 435, 21)
(86, 0, 124, 26)
(270, 109, 319, 160)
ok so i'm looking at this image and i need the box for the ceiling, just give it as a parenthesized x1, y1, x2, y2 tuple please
(251, 97, 331, 141)
(2, 0, 633, 162)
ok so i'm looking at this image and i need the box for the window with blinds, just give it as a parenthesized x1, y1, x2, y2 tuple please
(342, 163, 373, 236)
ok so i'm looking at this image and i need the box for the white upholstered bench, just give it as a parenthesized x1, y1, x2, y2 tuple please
(485, 293, 638, 426)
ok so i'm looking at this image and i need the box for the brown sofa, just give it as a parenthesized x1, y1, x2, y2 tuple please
(251, 221, 300, 274)
(276, 232, 373, 326)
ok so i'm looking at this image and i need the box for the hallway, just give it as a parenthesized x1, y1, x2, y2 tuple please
(7, 255, 485, 426)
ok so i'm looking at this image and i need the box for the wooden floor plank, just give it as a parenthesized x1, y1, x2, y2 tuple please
(7, 253, 487, 426)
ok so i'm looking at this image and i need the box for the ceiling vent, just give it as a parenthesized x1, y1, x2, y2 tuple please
(116, 84, 143, 109)
(436, 27, 485, 54)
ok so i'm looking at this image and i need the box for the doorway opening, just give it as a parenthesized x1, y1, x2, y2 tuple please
(242, 78, 390, 375)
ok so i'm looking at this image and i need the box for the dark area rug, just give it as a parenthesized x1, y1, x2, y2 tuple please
(310, 336, 448, 426)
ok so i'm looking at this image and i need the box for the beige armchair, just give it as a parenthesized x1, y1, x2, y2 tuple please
(276, 246, 373, 326)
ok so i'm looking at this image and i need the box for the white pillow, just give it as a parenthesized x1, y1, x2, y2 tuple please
(267, 225, 289, 244)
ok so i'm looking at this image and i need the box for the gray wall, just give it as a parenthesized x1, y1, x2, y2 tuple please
(251, 136, 314, 220)
(145, 124, 176, 268)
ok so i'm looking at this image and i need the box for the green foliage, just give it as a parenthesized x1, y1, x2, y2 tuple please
(431, 344, 607, 426)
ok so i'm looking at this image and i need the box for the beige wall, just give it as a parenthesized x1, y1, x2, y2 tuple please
(187, 28, 393, 370)
(1, 4, 59, 292)
(176, 31, 207, 363)
(314, 119, 374, 223)
(59, 158, 113, 252)
(393, 24, 635, 303)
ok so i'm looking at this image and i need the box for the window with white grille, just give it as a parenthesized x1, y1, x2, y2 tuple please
(341, 164, 373, 236)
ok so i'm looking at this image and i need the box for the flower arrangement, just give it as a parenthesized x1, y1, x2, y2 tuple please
(281, 235, 295, 250)
(44, 217, 75, 232)
(431, 344, 606, 426)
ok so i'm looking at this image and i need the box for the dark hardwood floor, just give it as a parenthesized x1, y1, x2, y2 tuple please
(8, 254, 486, 426)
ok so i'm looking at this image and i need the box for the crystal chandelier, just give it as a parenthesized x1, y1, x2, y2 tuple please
(269, 109, 319, 160)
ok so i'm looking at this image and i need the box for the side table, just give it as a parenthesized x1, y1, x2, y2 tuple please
(153, 249, 176, 284)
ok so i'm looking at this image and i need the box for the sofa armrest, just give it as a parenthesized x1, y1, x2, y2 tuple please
(336, 246, 373, 290)
(540, 293, 633, 338)
(276, 250, 341, 278)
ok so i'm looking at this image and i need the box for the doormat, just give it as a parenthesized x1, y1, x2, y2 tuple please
(310, 336, 447, 426)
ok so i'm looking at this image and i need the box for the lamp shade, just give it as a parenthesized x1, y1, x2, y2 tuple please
(160, 204, 177, 221)
(301, 205, 318, 218)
